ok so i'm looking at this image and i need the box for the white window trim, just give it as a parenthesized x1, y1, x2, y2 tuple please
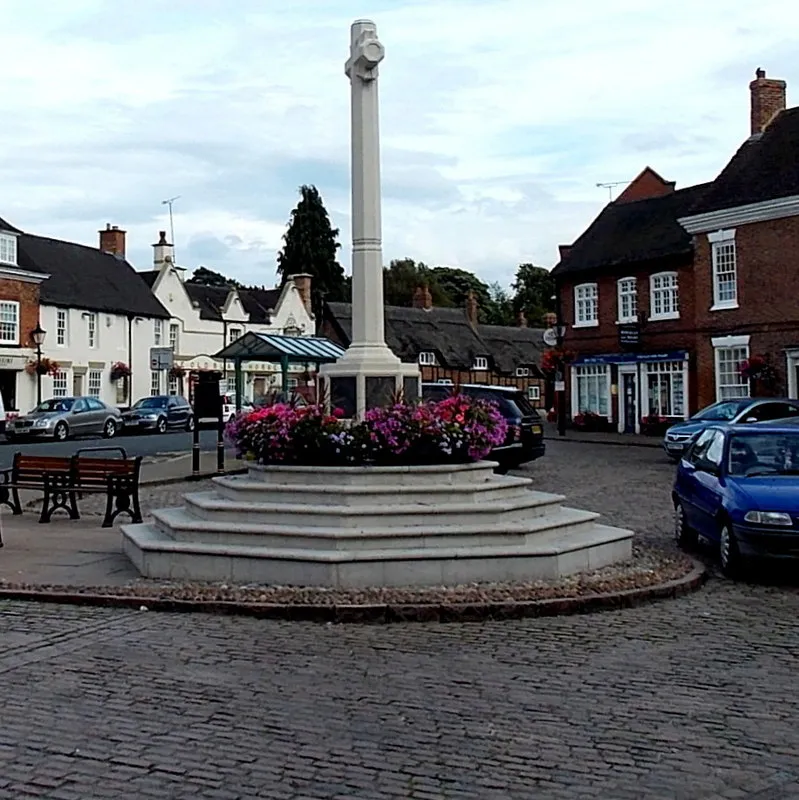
(472, 356, 488, 371)
(787, 349, 799, 399)
(515, 367, 530, 377)
(418, 351, 436, 366)
(709, 228, 739, 311)
(573, 282, 599, 328)
(649, 272, 680, 321)
(570, 363, 613, 422)
(0, 233, 18, 266)
(527, 385, 540, 401)
(56, 309, 68, 347)
(713, 338, 750, 402)
(641, 359, 689, 422)
(0, 300, 20, 345)
(616, 277, 638, 324)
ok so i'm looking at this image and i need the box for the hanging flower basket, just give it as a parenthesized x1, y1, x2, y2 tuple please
(739, 354, 779, 394)
(540, 347, 576, 376)
(169, 365, 186, 379)
(110, 361, 131, 381)
(25, 357, 59, 377)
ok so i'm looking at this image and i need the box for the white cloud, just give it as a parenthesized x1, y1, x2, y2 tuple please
(0, 0, 797, 290)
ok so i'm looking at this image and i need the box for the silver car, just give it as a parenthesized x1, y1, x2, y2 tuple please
(5, 396, 122, 442)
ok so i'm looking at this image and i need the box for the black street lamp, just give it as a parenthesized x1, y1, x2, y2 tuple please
(31, 322, 46, 406)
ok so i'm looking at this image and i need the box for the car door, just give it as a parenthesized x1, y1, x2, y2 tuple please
(166, 396, 180, 427)
(676, 428, 715, 529)
(86, 398, 108, 435)
(70, 398, 92, 435)
(689, 430, 727, 541)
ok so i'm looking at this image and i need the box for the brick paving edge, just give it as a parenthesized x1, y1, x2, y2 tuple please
(0, 558, 708, 624)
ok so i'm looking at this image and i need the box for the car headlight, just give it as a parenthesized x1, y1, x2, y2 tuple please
(34, 418, 52, 427)
(744, 510, 793, 527)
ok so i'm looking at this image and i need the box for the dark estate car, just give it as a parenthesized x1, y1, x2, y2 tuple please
(421, 383, 545, 472)
(663, 397, 799, 460)
(673, 421, 799, 576)
(122, 395, 195, 434)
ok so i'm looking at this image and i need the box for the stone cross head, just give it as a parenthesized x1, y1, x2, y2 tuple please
(345, 19, 384, 83)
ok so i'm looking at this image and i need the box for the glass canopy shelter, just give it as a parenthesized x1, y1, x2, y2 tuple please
(214, 332, 346, 410)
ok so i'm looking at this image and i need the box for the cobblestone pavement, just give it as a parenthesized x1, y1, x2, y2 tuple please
(2, 441, 799, 800)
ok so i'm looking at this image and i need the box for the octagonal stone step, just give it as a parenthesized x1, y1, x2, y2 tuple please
(121, 519, 633, 587)
(211, 473, 537, 507)
(149, 504, 599, 551)
(180, 490, 566, 530)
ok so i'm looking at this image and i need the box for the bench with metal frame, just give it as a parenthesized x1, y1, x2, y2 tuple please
(0, 446, 143, 534)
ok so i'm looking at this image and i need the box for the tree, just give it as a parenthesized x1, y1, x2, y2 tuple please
(276, 185, 347, 316)
(485, 282, 515, 325)
(187, 266, 240, 288)
(383, 258, 450, 307)
(511, 263, 555, 327)
(430, 267, 495, 323)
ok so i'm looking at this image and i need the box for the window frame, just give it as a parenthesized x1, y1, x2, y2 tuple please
(87, 312, 98, 348)
(573, 282, 599, 327)
(56, 309, 68, 347)
(472, 356, 488, 371)
(515, 367, 530, 377)
(169, 323, 179, 351)
(709, 229, 738, 311)
(572, 364, 611, 419)
(616, 277, 638, 324)
(0, 233, 17, 266)
(527, 385, 540, 402)
(712, 335, 750, 402)
(418, 351, 436, 366)
(649, 272, 680, 321)
(154, 319, 163, 346)
(150, 370, 162, 397)
(0, 300, 20, 345)
(228, 327, 242, 345)
(645, 361, 686, 418)
(52, 370, 68, 398)
(88, 369, 102, 398)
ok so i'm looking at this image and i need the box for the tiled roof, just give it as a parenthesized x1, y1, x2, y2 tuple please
(138, 270, 159, 288)
(684, 107, 799, 216)
(477, 324, 545, 376)
(0, 217, 21, 234)
(551, 183, 711, 277)
(184, 283, 282, 323)
(17, 234, 170, 318)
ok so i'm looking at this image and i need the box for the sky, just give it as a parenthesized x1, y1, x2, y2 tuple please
(1, 0, 797, 291)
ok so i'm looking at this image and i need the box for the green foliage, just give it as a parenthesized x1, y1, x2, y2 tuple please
(187, 266, 240, 288)
(383, 258, 450, 307)
(511, 263, 555, 327)
(276, 185, 347, 314)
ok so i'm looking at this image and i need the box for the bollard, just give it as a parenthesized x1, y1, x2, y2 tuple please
(217, 411, 225, 474)
(191, 419, 201, 479)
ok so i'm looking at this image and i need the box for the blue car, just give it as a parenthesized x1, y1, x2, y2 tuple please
(673, 422, 799, 577)
(663, 397, 799, 460)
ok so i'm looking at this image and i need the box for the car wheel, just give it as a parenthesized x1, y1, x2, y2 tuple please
(103, 419, 117, 439)
(156, 416, 168, 434)
(53, 422, 68, 442)
(719, 521, 743, 579)
(673, 502, 696, 548)
(186, 416, 195, 432)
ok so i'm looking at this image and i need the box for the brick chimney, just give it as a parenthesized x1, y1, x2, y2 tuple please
(152, 230, 175, 269)
(615, 167, 675, 204)
(99, 223, 126, 258)
(412, 285, 433, 310)
(516, 309, 528, 328)
(465, 290, 478, 326)
(750, 68, 786, 134)
(290, 273, 313, 317)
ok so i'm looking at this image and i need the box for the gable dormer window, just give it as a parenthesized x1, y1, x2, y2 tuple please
(0, 234, 17, 266)
(473, 356, 488, 371)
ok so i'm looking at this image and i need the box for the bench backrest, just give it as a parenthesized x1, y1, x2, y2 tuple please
(10, 452, 142, 487)
(72, 456, 142, 487)
(12, 454, 72, 484)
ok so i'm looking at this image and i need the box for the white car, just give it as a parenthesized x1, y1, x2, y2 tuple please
(222, 395, 253, 422)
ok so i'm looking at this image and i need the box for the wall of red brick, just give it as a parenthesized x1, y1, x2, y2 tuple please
(0, 278, 41, 348)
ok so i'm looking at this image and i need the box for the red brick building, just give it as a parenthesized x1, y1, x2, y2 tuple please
(552, 69, 799, 433)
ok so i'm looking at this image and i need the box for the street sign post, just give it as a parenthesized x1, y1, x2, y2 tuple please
(149, 346, 174, 371)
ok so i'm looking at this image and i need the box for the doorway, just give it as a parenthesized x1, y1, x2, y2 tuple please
(0, 369, 16, 412)
(621, 371, 638, 434)
(73, 372, 84, 396)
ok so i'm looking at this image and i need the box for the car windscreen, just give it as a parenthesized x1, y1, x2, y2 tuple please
(728, 432, 799, 476)
(134, 398, 167, 409)
(35, 399, 74, 413)
(693, 400, 749, 421)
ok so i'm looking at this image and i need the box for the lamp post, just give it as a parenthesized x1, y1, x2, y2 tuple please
(31, 322, 46, 406)
(552, 289, 566, 437)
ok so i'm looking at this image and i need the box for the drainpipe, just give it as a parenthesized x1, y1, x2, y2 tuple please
(222, 319, 228, 392)
(127, 314, 134, 407)
(555, 281, 566, 437)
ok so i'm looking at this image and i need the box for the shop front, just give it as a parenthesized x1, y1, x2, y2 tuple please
(570, 350, 690, 435)
(0, 352, 35, 420)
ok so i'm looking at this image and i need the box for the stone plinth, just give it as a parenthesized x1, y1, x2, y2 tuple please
(121, 462, 633, 588)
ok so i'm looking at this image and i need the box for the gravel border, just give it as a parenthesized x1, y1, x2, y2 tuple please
(0, 546, 707, 624)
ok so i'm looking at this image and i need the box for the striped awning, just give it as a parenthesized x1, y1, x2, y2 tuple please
(214, 331, 346, 364)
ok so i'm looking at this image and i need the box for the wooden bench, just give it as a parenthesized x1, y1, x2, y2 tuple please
(0, 447, 143, 533)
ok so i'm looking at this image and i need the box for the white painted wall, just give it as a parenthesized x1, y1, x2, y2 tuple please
(35, 304, 164, 411)
(149, 256, 316, 400)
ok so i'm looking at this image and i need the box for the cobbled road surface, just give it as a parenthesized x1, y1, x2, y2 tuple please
(1, 440, 798, 800)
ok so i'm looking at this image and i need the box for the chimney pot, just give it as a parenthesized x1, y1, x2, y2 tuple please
(749, 67, 787, 134)
(290, 273, 313, 318)
(465, 290, 478, 326)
